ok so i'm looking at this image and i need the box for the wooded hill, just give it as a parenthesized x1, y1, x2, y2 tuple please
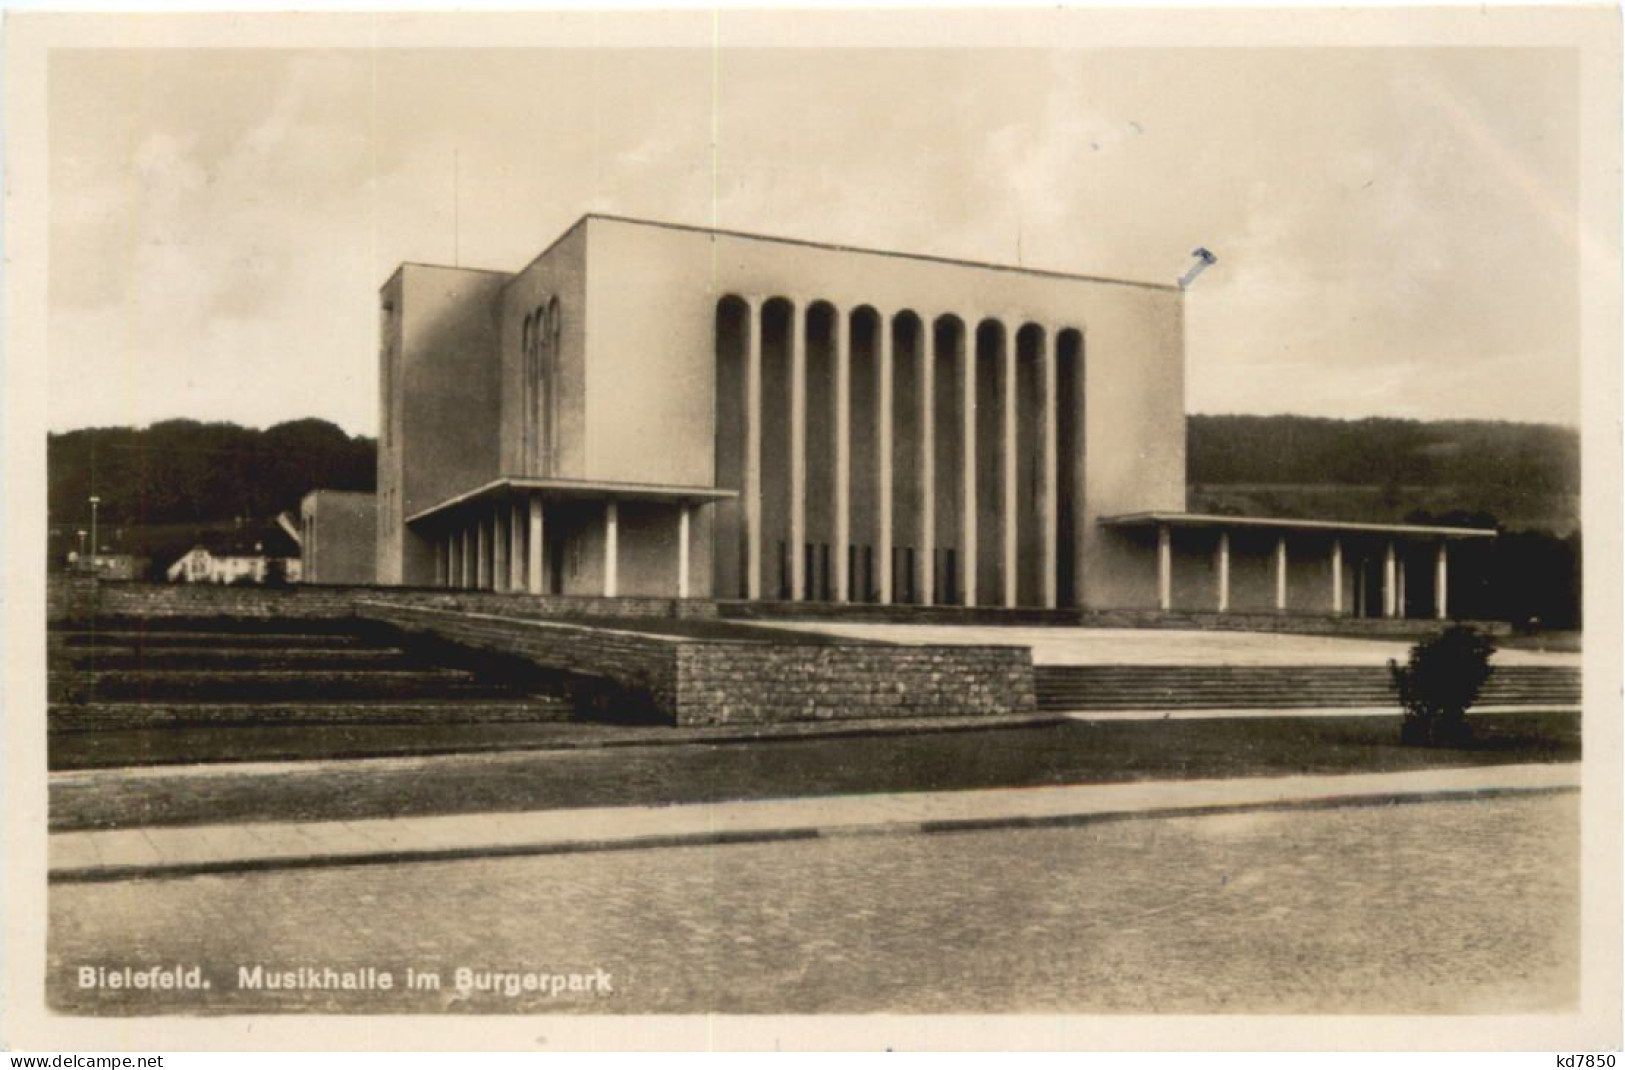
(48, 414, 1579, 534)
(49, 418, 375, 529)
(1187, 415, 1579, 535)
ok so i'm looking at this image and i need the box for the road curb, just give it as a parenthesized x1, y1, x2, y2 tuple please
(49, 778, 1578, 885)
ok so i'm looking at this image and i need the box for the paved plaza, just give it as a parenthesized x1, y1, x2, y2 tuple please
(751, 622, 1582, 668)
(49, 792, 1579, 1015)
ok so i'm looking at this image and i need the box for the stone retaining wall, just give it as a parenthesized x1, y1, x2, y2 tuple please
(358, 601, 680, 719)
(357, 600, 1035, 727)
(675, 643, 1035, 726)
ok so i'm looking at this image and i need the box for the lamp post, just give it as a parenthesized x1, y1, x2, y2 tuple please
(88, 496, 100, 576)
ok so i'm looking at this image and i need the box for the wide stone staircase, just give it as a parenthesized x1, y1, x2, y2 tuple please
(1035, 663, 1582, 713)
(47, 616, 577, 767)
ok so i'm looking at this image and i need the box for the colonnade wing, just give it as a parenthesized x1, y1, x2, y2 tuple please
(1120, 514, 1491, 620)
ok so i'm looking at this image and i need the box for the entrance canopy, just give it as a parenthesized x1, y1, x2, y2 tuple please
(407, 476, 736, 598)
(406, 476, 736, 526)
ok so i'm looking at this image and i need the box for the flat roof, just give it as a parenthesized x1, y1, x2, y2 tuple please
(1099, 512, 1498, 539)
(391, 212, 1179, 294)
(406, 476, 737, 525)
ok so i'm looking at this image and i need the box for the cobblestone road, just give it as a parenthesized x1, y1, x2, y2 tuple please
(49, 793, 1577, 1015)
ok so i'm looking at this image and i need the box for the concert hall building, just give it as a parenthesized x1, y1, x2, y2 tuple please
(376, 214, 1491, 619)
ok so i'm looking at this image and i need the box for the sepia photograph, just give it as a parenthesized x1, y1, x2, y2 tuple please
(3, 4, 1620, 1054)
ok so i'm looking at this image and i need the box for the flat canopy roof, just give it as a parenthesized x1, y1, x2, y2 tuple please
(1099, 511, 1497, 539)
(407, 476, 737, 525)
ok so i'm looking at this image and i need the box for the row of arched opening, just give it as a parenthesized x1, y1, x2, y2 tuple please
(713, 296, 1086, 608)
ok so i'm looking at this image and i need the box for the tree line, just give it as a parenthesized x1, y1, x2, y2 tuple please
(49, 418, 376, 527)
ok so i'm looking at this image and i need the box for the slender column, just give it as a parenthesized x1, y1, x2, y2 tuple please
(1001, 326, 1018, 608)
(476, 515, 489, 590)
(460, 526, 471, 589)
(1039, 328, 1058, 609)
(677, 503, 692, 599)
(1383, 541, 1397, 618)
(876, 312, 894, 604)
(1331, 538, 1344, 615)
(918, 322, 936, 606)
(1216, 531, 1230, 613)
(435, 535, 447, 587)
(1156, 523, 1172, 612)
(1396, 549, 1407, 619)
(789, 300, 807, 601)
(527, 495, 544, 595)
(604, 499, 619, 598)
(744, 297, 763, 600)
(960, 325, 977, 607)
(509, 502, 524, 592)
(833, 308, 851, 603)
(1435, 542, 1449, 620)
(1274, 536, 1288, 612)
(493, 505, 508, 592)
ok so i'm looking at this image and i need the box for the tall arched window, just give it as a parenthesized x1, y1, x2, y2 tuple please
(518, 298, 563, 475)
(541, 297, 560, 471)
(520, 312, 537, 470)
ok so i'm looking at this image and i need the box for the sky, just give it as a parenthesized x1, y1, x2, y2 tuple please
(47, 45, 1581, 435)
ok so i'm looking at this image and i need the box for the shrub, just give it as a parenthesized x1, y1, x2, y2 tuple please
(1389, 625, 1498, 746)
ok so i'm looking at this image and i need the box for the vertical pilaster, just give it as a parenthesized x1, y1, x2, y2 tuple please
(1002, 326, 1018, 609)
(833, 307, 851, 603)
(1039, 327, 1058, 609)
(1156, 523, 1172, 612)
(876, 312, 894, 604)
(789, 300, 807, 601)
(1435, 542, 1449, 621)
(744, 297, 763, 601)
(435, 535, 447, 587)
(960, 325, 977, 607)
(527, 495, 544, 595)
(1274, 536, 1288, 612)
(918, 321, 936, 606)
(604, 499, 619, 598)
(1331, 538, 1344, 615)
(1216, 531, 1230, 613)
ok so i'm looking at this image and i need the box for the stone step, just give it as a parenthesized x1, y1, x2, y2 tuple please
(53, 630, 368, 650)
(1032, 665, 1579, 711)
(51, 615, 366, 636)
(57, 647, 412, 671)
(49, 669, 522, 703)
(48, 722, 591, 773)
(50, 697, 576, 731)
(1035, 665, 1579, 678)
